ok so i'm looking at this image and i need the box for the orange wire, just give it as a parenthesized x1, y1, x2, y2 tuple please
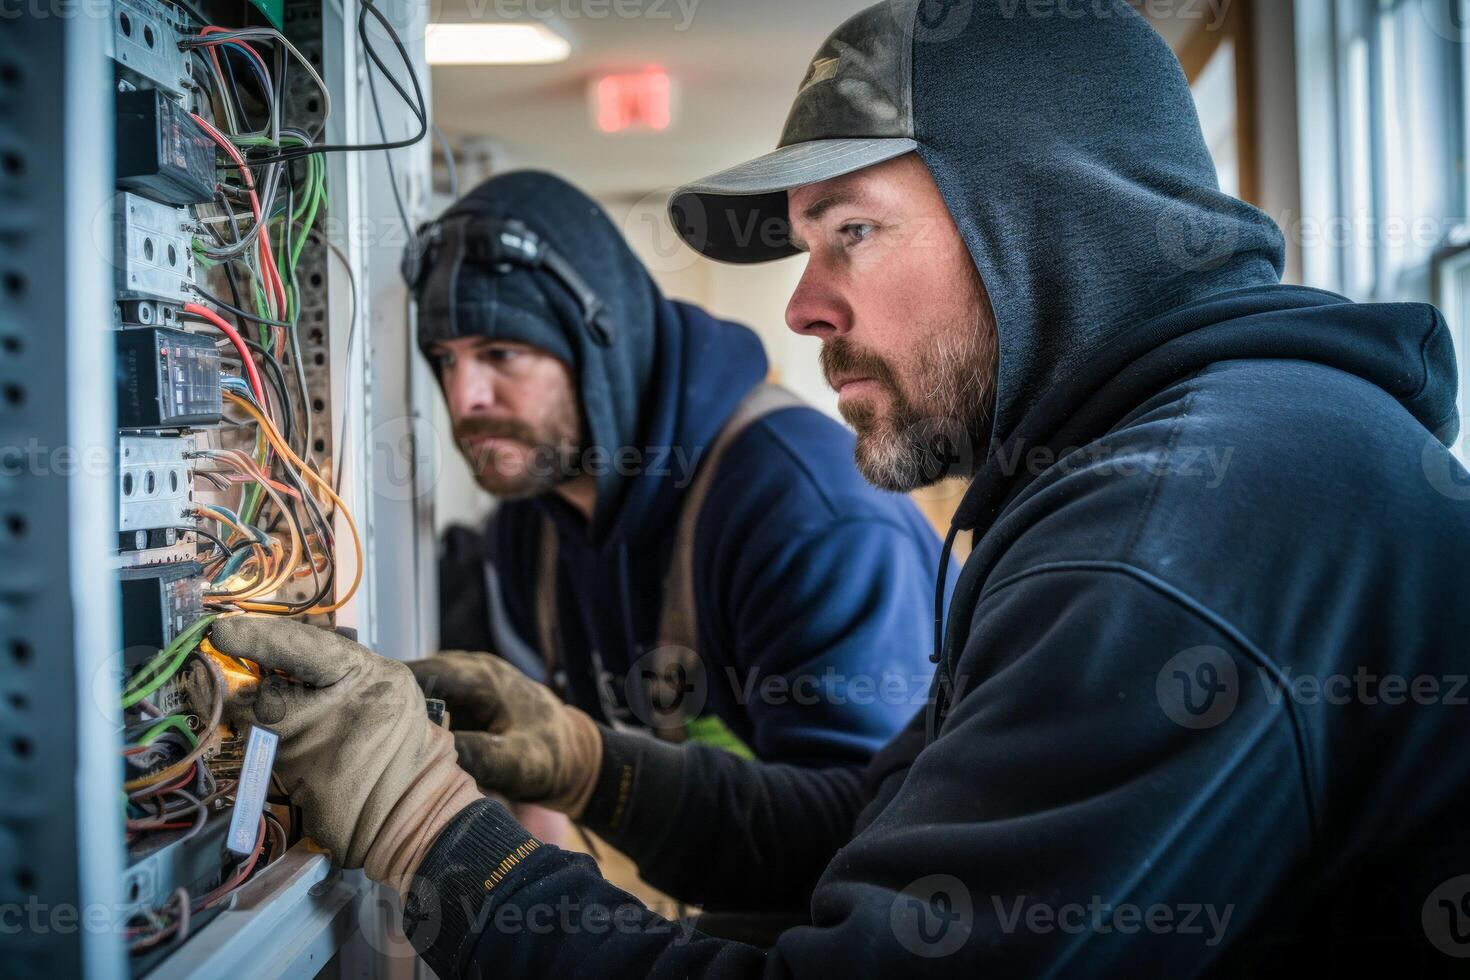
(225, 391, 362, 614)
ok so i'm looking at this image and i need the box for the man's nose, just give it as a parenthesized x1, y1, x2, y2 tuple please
(444, 364, 497, 421)
(785, 261, 852, 339)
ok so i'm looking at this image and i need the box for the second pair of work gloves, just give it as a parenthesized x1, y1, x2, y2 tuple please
(408, 651, 604, 818)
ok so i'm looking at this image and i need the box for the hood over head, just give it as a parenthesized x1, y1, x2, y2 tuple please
(412, 171, 659, 538)
(414, 170, 770, 545)
(672, 0, 1459, 535)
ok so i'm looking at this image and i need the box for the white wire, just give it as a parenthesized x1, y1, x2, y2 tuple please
(186, 29, 332, 141)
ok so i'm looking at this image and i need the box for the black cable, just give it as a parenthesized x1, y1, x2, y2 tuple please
(174, 525, 245, 561)
(189, 282, 291, 328)
(284, 453, 335, 611)
(216, 350, 286, 445)
(222, 262, 245, 319)
(243, 0, 426, 166)
(220, 387, 335, 615)
(210, 387, 324, 611)
(247, 441, 335, 614)
(239, 337, 295, 452)
(219, 44, 276, 139)
(220, 42, 249, 130)
(197, 186, 245, 258)
(275, 176, 315, 464)
(185, 315, 292, 451)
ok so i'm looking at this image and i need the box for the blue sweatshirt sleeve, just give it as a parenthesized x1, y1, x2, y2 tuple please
(408, 564, 1315, 978)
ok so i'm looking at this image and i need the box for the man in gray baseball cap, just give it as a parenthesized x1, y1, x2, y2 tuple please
(218, 1, 1470, 974)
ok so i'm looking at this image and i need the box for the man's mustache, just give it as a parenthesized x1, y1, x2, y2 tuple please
(820, 339, 899, 394)
(454, 417, 540, 447)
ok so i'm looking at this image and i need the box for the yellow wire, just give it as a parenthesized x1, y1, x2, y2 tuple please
(225, 390, 363, 614)
(197, 505, 269, 568)
(199, 450, 302, 601)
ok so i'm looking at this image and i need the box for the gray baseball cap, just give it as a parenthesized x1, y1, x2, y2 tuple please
(670, 0, 930, 264)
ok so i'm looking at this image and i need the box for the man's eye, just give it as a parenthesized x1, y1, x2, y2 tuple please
(485, 348, 522, 364)
(840, 223, 876, 246)
(433, 351, 455, 370)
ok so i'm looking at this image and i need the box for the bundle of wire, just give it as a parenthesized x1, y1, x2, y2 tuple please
(121, 0, 424, 952)
(120, 619, 289, 951)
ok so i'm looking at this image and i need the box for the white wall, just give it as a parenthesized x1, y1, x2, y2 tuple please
(603, 192, 837, 416)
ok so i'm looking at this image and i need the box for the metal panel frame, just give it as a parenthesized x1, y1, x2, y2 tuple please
(0, 7, 126, 980)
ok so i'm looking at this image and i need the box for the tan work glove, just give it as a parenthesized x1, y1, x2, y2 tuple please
(212, 616, 482, 893)
(408, 651, 602, 818)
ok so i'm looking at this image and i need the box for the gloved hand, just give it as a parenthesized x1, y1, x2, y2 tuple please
(211, 616, 483, 892)
(408, 651, 602, 818)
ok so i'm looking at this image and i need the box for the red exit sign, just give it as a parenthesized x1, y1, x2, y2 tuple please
(594, 69, 673, 133)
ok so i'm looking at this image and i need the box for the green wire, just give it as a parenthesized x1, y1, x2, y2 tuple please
(121, 615, 217, 710)
(204, 135, 329, 526)
(136, 714, 200, 748)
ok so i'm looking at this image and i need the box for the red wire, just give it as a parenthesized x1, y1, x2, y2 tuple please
(183, 303, 266, 404)
(195, 816, 266, 910)
(194, 27, 272, 77)
(128, 761, 199, 802)
(188, 112, 288, 319)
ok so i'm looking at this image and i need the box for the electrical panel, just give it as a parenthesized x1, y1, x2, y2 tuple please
(4, 0, 434, 974)
(105, 0, 358, 970)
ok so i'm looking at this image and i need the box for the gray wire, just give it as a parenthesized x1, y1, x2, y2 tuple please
(323, 239, 359, 499)
(432, 124, 459, 200)
(181, 28, 331, 141)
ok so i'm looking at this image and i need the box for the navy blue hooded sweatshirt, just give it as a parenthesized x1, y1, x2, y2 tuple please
(422, 169, 948, 872)
(406, 4, 1470, 977)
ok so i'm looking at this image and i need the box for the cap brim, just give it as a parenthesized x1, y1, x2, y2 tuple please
(670, 137, 919, 264)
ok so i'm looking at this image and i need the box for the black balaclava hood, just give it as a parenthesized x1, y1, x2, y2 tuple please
(413, 171, 659, 536)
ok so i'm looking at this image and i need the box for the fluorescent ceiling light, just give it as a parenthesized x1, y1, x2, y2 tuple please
(425, 23, 572, 66)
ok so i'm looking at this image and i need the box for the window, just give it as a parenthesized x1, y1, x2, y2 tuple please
(1296, 0, 1470, 455)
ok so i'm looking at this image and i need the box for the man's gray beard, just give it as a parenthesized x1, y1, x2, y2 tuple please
(849, 316, 996, 494)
